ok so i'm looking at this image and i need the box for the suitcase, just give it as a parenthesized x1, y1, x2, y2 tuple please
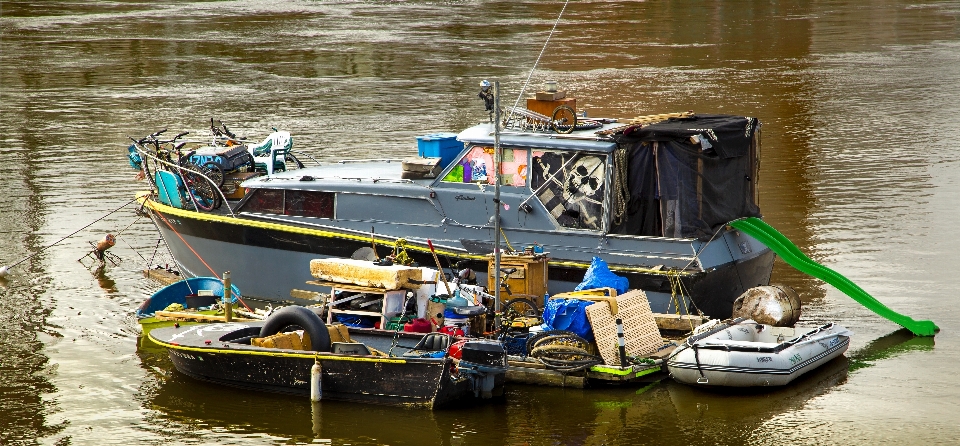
(221, 171, 260, 200)
(189, 145, 253, 173)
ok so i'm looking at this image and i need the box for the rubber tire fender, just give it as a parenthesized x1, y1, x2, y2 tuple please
(259, 305, 332, 352)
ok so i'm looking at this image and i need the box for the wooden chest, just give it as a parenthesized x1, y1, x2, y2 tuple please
(221, 171, 260, 200)
(487, 254, 549, 307)
(526, 97, 577, 119)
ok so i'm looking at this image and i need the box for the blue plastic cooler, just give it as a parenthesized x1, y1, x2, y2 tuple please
(416, 133, 462, 169)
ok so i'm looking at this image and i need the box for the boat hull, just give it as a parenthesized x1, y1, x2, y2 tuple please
(667, 321, 851, 387)
(149, 323, 488, 409)
(145, 197, 774, 318)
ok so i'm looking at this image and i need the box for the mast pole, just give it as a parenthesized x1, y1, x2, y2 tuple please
(493, 81, 502, 322)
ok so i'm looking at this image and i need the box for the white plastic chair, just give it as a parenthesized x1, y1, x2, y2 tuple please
(248, 130, 293, 175)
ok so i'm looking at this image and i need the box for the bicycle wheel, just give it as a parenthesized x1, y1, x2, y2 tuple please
(141, 154, 157, 188)
(501, 297, 539, 321)
(203, 161, 225, 187)
(191, 191, 217, 211)
(551, 105, 578, 134)
(180, 163, 218, 211)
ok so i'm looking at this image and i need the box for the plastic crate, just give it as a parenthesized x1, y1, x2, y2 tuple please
(416, 133, 462, 168)
(385, 316, 410, 331)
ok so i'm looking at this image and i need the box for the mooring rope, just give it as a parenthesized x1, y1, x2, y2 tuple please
(1, 196, 140, 275)
(151, 208, 253, 311)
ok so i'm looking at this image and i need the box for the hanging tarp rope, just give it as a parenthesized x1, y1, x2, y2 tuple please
(729, 217, 938, 337)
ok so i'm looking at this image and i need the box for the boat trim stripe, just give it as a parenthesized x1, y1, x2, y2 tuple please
(139, 193, 692, 277)
(149, 336, 409, 364)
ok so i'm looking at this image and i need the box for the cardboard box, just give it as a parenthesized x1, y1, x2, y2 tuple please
(221, 171, 260, 200)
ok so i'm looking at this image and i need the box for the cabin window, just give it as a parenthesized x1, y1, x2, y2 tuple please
(530, 151, 606, 230)
(284, 190, 335, 218)
(442, 146, 529, 187)
(245, 189, 284, 214)
(242, 189, 335, 218)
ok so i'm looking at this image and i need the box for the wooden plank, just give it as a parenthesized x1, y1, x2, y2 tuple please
(505, 367, 586, 388)
(508, 359, 547, 369)
(154, 311, 254, 322)
(309, 258, 421, 289)
(290, 288, 324, 301)
(306, 280, 392, 294)
(142, 268, 183, 286)
(653, 313, 709, 332)
(626, 111, 694, 125)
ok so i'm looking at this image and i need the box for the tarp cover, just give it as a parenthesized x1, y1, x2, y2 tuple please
(612, 114, 761, 239)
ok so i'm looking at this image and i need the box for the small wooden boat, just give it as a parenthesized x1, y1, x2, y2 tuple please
(136, 277, 244, 334)
(148, 306, 507, 408)
(666, 318, 852, 387)
(137, 277, 242, 318)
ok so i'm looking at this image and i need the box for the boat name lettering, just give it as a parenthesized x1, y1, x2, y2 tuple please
(171, 350, 198, 360)
(738, 327, 750, 334)
(821, 337, 841, 349)
(757, 356, 773, 363)
(788, 353, 802, 365)
(293, 379, 307, 385)
(455, 194, 476, 201)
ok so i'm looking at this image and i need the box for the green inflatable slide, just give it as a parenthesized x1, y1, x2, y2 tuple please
(729, 217, 939, 337)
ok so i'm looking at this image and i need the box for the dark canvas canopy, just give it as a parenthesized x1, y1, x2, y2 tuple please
(611, 114, 761, 240)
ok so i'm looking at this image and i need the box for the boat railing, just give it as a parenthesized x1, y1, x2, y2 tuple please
(334, 159, 405, 164)
(289, 149, 322, 167)
(132, 144, 238, 217)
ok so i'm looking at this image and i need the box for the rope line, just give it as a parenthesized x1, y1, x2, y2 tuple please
(114, 216, 149, 263)
(2, 197, 139, 270)
(507, 0, 571, 122)
(151, 209, 253, 311)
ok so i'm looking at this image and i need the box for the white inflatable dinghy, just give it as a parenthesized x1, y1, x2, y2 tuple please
(667, 318, 852, 387)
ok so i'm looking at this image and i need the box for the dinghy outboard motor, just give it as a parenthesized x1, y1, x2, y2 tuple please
(457, 339, 507, 399)
(732, 285, 802, 327)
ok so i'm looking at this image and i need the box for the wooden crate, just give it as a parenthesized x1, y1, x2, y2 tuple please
(486, 254, 548, 307)
(221, 171, 260, 200)
(525, 98, 577, 119)
(309, 258, 422, 290)
(585, 289, 662, 366)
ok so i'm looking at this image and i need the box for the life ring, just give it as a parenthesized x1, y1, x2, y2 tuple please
(259, 306, 332, 352)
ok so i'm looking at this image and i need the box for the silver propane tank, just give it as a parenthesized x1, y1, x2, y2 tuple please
(731, 285, 802, 327)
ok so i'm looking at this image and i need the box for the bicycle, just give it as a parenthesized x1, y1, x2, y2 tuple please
(175, 150, 222, 212)
(130, 129, 190, 188)
(130, 130, 224, 212)
(446, 260, 542, 334)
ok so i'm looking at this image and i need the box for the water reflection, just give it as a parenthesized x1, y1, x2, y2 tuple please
(90, 266, 119, 294)
(846, 328, 935, 372)
(136, 342, 462, 445)
(2, 0, 958, 443)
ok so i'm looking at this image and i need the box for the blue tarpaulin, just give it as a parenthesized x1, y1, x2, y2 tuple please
(541, 298, 595, 342)
(575, 256, 629, 295)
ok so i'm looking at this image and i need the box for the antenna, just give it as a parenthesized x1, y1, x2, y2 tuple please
(506, 0, 572, 123)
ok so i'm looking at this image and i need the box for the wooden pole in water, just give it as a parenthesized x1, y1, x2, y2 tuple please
(616, 317, 627, 366)
(223, 271, 233, 322)
(310, 358, 323, 402)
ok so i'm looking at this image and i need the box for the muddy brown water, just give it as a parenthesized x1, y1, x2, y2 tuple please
(1, 1, 959, 444)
